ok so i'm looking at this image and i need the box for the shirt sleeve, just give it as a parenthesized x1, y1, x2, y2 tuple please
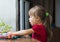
(32, 25, 42, 34)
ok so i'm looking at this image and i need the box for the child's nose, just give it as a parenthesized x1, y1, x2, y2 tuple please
(29, 19, 30, 22)
(29, 18, 31, 22)
(29, 18, 30, 21)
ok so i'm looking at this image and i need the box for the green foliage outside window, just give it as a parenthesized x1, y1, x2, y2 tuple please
(0, 20, 12, 33)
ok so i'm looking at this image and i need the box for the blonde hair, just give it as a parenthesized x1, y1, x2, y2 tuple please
(29, 5, 53, 41)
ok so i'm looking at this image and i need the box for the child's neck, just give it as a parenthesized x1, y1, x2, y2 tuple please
(36, 21, 43, 25)
(37, 22, 43, 25)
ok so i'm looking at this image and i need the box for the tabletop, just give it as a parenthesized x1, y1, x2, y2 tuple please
(0, 38, 39, 42)
(0, 33, 39, 42)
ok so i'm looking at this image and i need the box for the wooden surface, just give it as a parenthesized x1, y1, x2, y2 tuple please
(0, 38, 39, 42)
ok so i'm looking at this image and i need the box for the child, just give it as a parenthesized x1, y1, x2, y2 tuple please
(7, 5, 53, 42)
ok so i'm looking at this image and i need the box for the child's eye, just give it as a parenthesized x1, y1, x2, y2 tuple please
(29, 16, 31, 18)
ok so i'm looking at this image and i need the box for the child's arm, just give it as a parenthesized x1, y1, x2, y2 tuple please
(7, 28, 34, 38)
(12, 29, 34, 36)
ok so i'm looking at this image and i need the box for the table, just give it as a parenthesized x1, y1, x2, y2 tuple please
(0, 38, 39, 42)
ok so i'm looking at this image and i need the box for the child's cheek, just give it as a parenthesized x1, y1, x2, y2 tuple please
(29, 18, 33, 22)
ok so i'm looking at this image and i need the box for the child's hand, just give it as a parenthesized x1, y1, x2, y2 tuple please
(7, 32, 15, 38)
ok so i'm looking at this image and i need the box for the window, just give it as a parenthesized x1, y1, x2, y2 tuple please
(18, 0, 30, 30)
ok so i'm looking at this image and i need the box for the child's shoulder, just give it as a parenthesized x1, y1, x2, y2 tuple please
(32, 24, 45, 28)
(33, 24, 44, 27)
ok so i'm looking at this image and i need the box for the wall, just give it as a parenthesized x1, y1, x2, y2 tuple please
(55, 0, 60, 27)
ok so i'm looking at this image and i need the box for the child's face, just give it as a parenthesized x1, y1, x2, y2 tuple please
(29, 16, 39, 26)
